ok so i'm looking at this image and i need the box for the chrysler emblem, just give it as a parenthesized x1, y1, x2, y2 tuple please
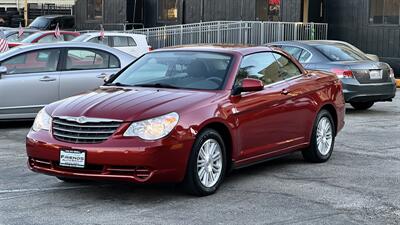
(76, 116, 88, 124)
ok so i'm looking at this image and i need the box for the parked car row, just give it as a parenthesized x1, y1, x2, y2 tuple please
(1, 26, 151, 57)
(0, 31, 396, 196)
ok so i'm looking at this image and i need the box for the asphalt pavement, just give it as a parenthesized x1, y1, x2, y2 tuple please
(0, 91, 399, 225)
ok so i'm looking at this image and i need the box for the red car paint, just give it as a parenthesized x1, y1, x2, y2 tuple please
(26, 46, 345, 183)
(8, 31, 80, 48)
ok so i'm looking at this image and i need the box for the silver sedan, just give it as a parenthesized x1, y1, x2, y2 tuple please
(0, 42, 135, 120)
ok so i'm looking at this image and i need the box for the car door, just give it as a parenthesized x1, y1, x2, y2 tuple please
(0, 49, 60, 119)
(112, 36, 140, 57)
(232, 52, 299, 160)
(59, 48, 121, 99)
(272, 52, 315, 143)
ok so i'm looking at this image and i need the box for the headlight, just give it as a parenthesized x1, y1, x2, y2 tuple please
(124, 112, 179, 140)
(32, 109, 52, 132)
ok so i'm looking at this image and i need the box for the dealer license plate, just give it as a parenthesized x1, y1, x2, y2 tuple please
(60, 150, 86, 168)
(369, 70, 382, 80)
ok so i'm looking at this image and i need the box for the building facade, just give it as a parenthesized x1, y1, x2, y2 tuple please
(326, 0, 400, 74)
(74, 0, 400, 73)
(0, 0, 75, 9)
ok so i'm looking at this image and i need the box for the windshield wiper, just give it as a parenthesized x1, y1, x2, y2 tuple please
(104, 82, 132, 87)
(134, 83, 181, 89)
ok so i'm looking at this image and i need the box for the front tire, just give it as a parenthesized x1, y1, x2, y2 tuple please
(183, 129, 226, 196)
(302, 110, 335, 163)
(350, 101, 374, 110)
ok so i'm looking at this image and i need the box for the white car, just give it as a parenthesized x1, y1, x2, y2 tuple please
(72, 32, 150, 58)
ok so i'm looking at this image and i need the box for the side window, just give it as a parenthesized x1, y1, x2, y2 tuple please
(88, 36, 110, 46)
(299, 50, 312, 63)
(281, 46, 303, 60)
(273, 53, 302, 79)
(66, 49, 111, 70)
(128, 37, 137, 46)
(64, 34, 77, 41)
(109, 55, 120, 68)
(113, 36, 129, 47)
(37, 34, 64, 43)
(6, 33, 19, 42)
(236, 52, 282, 86)
(1, 49, 60, 74)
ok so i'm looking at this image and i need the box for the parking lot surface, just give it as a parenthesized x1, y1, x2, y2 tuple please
(0, 91, 399, 225)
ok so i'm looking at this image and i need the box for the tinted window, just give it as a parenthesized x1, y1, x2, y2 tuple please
(315, 44, 369, 61)
(128, 37, 137, 46)
(370, 0, 400, 25)
(112, 51, 232, 90)
(281, 46, 303, 60)
(113, 36, 129, 47)
(28, 17, 50, 29)
(299, 50, 312, 63)
(89, 36, 110, 46)
(37, 34, 64, 43)
(237, 52, 281, 86)
(64, 34, 77, 41)
(66, 49, 112, 70)
(109, 55, 120, 68)
(1, 49, 60, 74)
(273, 53, 302, 78)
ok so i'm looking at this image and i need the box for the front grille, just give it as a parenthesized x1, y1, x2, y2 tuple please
(52, 117, 122, 144)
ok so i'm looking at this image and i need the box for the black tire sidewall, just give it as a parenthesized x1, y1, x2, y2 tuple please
(350, 101, 374, 110)
(187, 129, 226, 195)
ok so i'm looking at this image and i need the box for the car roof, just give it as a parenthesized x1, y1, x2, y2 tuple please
(36, 15, 74, 19)
(79, 32, 146, 38)
(153, 44, 277, 55)
(272, 40, 352, 47)
(0, 42, 133, 60)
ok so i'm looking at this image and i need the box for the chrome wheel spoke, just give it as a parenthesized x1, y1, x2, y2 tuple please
(197, 139, 223, 188)
(316, 117, 333, 156)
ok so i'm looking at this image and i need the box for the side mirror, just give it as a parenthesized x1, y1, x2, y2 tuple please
(104, 73, 116, 83)
(232, 78, 264, 95)
(0, 66, 7, 78)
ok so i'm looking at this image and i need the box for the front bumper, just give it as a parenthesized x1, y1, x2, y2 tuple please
(341, 78, 396, 102)
(26, 130, 194, 183)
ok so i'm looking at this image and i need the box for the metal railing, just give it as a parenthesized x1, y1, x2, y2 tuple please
(132, 21, 328, 49)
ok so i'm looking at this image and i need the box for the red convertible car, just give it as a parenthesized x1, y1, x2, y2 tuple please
(26, 45, 345, 196)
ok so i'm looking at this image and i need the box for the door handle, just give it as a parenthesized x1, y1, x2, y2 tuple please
(96, 73, 108, 79)
(39, 76, 56, 82)
(281, 89, 290, 95)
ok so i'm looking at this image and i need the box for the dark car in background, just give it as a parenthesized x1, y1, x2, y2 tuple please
(270, 40, 397, 110)
(27, 15, 75, 31)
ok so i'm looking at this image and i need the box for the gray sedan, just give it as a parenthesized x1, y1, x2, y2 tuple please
(0, 42, 135, 120)
(270, 40, 397, 110)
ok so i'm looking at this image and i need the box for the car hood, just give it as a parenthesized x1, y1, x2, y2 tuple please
(47, 87, 219, 122)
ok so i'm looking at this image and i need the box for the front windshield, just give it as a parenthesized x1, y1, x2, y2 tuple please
(6, 31, 35, 42)
(28, 17, 50, 29)
(315, 44, 369, 61)
(111, 51, 233, 90)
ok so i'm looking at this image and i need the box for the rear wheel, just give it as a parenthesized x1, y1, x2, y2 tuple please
(350, 101, 374, 110)
(302, 110, 335, 163)
(183, 129, 226, 196)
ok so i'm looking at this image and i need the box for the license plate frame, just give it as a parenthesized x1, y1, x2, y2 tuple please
(369, 70, 383, 80)
(59, 149, 86, 168)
